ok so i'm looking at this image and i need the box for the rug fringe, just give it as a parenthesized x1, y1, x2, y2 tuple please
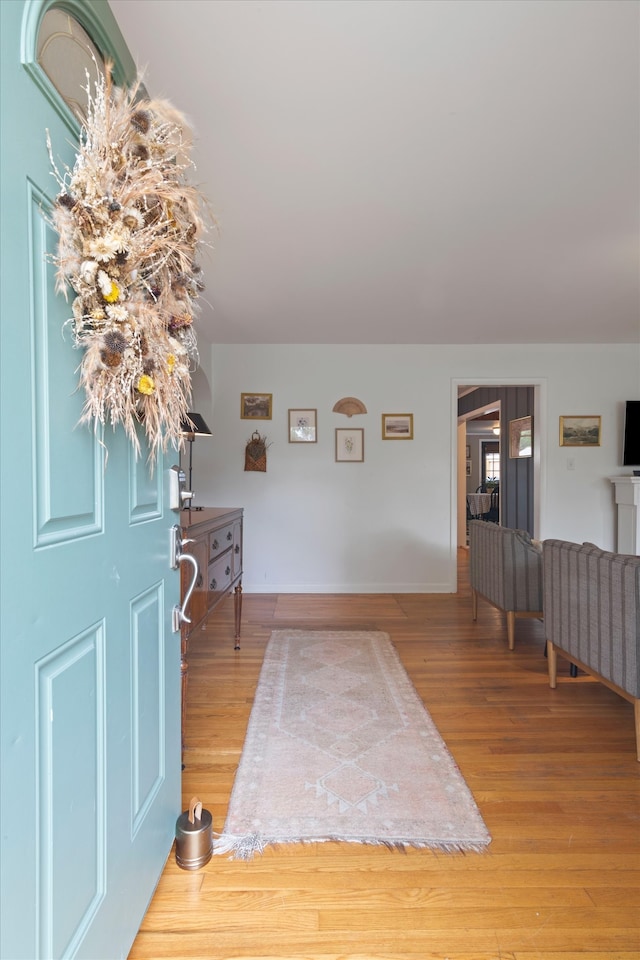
(212, 832, 268, 860)
(212, 832, 491, 861)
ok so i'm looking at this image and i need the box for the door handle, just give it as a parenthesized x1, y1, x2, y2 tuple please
(170, 524, 194, 569)
(170, 524, 199, 632)
(172, 552, 198, 633)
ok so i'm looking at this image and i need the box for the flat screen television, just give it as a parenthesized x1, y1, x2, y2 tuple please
(623, 400, 640, 466)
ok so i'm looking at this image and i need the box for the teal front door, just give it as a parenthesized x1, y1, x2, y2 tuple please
(0, 3, 182, 957)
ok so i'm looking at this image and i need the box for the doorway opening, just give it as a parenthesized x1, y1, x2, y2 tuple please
(452, 380, 544, 589)
(457, 399, 500, 545)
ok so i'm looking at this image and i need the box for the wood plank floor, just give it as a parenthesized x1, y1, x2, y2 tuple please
(129, 550, 640, 960)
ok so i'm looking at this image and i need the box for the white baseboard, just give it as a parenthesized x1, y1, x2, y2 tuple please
(240, 581, 454, 594)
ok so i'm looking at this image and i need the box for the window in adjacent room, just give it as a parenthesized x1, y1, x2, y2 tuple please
(482, 441, 500, 485)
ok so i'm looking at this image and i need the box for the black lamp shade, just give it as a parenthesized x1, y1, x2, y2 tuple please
(180, 412, 212, 437)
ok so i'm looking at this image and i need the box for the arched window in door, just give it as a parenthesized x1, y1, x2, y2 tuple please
(36, 6, 104, 121)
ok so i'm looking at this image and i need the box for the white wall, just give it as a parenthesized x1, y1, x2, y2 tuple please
(189, 343, 639, 593)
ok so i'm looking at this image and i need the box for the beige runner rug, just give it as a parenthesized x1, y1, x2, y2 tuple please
(213, 630, 490, 859)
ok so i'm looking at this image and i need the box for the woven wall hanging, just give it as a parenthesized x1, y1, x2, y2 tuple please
(244, 431, 269, 472)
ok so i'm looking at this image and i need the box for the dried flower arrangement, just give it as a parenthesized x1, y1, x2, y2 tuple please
(48, 64, 208, 464)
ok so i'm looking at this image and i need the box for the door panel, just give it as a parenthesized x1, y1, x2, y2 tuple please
(31, 187, 104, 543)
(130, 435, 163, 522)
(1, 3, 182, 958)
(37, 624, 107, 959)
(131, 582, 165, 831)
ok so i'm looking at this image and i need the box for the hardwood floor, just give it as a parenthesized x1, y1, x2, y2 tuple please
(129, 550, 640, 960)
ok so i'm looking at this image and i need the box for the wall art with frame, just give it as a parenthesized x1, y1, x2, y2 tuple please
(288, 408, 317, 443)
(559, 415, 601, 447)
(240, 392, 272, 420)
(509, 415, 533, 458)
(335, 428, 364, 462)
(381, 413, 413, 439)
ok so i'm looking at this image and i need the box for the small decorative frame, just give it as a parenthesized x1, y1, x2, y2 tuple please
(382, 413, 413, 440)
(241, 393, 272, 420)
(335, 428, 364, 462)
(466, 444, 471, 459)
(466, 459, 472, 476)
(559, 415, 602, 447)
(288, 408, 317, 443)
(509, 416, 533, 458)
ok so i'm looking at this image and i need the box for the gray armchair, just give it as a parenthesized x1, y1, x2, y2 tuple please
(469, 520, 543, 650)
(543, 539, 640, 760)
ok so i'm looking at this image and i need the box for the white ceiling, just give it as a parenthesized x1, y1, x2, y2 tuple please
(108, 0, 639, 346)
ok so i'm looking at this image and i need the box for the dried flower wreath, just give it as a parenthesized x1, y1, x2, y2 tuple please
(48, 64, 208, 464)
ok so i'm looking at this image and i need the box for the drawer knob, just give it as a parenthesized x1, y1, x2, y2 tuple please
(211, 538, 219, 551)
(209, 578, 217, 590)
(226, 531, 232, 541)
(234, 545, 240, 554)
(225, 566, 231, 576)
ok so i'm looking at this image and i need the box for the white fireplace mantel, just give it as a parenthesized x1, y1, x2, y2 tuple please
(609, 477, 640, 555)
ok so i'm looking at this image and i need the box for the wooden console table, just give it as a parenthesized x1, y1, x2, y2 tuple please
(179, 507, 243, 753)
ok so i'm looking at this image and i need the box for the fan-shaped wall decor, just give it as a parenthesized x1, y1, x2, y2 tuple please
(332, 397, 367, 417)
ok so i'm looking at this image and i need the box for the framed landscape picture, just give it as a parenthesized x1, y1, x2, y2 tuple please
(381, 413, 414, 440)
(509, 416, 532, 458)
(241, 392, 272, 420)
(559, 415, 601, 447)
(335, 428, 364, 462)
(288, 408, 317, 443)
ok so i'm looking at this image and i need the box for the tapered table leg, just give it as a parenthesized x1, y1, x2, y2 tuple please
(234, 581, 243, 650)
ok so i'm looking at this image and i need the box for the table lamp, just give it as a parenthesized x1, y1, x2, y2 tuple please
(180, 412, 212, 510)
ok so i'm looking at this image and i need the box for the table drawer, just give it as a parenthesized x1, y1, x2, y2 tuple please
(208, 551, 233, 604)
(209, 523, 234, 562)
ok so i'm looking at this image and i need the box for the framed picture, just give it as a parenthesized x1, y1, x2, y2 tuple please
(559, 415, 602, 447)
(240, 392, 272, 420)
(288, 408, 317, 443)
(466, 459, 472, 476)
(382, 413, 413, 440)
(509, 416, 532, 458)
(335, 428, 364, 462)
(466, 445, 471, 459)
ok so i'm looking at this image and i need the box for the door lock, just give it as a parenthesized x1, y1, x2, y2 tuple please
(169, 464, 194, 511)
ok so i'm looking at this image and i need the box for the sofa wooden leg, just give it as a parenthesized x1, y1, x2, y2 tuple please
(506, 611, 515, 650)
(547, 640, 558, 688)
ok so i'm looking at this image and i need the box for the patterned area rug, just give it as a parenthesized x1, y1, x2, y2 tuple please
(213, 630, 490, 859)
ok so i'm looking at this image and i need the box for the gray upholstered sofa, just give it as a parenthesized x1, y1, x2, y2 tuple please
(469, 520, 543, 650)
(543, 539, 640, 761)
